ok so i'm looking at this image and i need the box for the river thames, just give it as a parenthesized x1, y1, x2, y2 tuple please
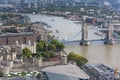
(25, 14, 120, 68)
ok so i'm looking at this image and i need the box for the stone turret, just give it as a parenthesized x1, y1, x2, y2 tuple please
(60, 54, 67, 65)
(114, 67, 120, 80)
(16, 41, 19, 46)
(33, 42, 36, 53)
(33, 57, 42, 67)
(28, 40, 31, 45)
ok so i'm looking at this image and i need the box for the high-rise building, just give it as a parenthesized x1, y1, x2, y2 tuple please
(20, 0, 25, 7)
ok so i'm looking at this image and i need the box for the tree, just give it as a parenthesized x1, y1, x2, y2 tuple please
(36, 43, 44, 52)
(0, 71, 4, 77)
(56, 43, 65, 51)
(37, 40, 48, 51)
(36, 53, 42, 59)
(39, 40, 48, 48)
(48, 44, 56, 51)
(0, 14, 7, 20)
(68, 52, 88, 67)
(36, 39, 65, 59)
(41, 52, 50, 59)
(50, 39, 59, 45)
(36, 73, 41, 79)
(50, 39, 65, 51)
(46, 51, 54, 58)
(22, 47, 32, 59)
(21, 71, 27, 76)
(67, 52, 77, 61)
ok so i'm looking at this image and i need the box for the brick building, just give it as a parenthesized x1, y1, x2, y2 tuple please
(0, 32, 36, 46)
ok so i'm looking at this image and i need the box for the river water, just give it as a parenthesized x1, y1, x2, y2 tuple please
(25, 14, 120, 68)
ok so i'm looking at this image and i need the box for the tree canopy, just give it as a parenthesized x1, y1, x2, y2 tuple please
(36, 73, 41, 79)
(36, 39, 65, 59)
(68, 52, 88, 67)
(22, 47, 32, 59)
(0, 71, 4, 77)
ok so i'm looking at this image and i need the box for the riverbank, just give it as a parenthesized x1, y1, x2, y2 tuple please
(25, 13, 120, 68)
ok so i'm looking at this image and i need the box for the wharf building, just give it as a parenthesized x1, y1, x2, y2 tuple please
(84, 63, 120, 80)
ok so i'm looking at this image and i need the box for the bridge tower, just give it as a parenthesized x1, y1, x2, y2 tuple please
(80, 16, 89, 45)
(104, 21, 114, 45)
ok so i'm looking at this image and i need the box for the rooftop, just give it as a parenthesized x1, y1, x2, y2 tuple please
(42, 64, 89, 80)
(0, 32, 34, 38)
(85, 63, 120, 80)
(85, 63, 114, 73)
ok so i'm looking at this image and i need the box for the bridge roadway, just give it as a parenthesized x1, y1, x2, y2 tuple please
(60, 39, 120, 44)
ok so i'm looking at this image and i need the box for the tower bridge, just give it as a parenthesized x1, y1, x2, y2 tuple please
(80, 19, 118, 45)
(60, 17, 120, 45)
(80, 18, 119, 45)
